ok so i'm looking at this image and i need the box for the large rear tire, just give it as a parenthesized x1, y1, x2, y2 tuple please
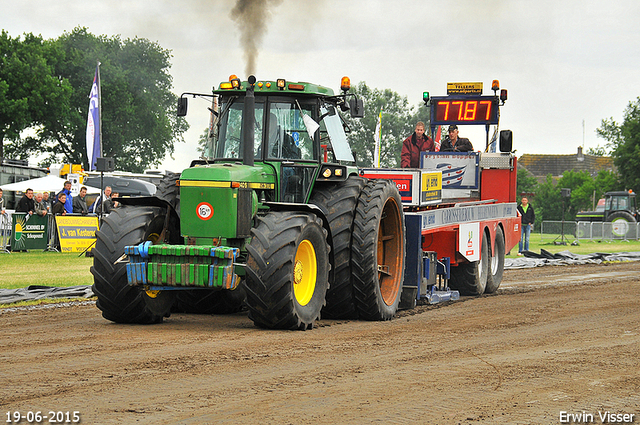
(449, 232, 490, 296)
(310, 176, 366, 319)
(351, 179, 405, 321)
(156, 172, 181, 215)
(91, 206, 176, 324)
(244, 212, 329, 330)
(607, 211, 636, 238)
(485, 227, 504, 294)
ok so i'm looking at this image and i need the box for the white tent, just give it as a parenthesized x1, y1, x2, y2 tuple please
(1, 174, 102, 195)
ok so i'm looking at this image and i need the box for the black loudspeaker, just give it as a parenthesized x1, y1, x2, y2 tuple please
(499, 130, 513, 152)
(177, 97, 188, 117)
(561, 188, 571, 198)
(96, 157, 115, 172)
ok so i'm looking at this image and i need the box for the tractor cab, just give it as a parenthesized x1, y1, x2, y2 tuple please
(179, 75, 361, 204)
(604, 191, 637, 219)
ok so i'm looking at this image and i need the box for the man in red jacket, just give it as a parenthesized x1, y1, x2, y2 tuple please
(401, 122, 434, 168)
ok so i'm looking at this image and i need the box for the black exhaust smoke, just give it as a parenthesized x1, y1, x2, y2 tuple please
(230, 0, 283, 76)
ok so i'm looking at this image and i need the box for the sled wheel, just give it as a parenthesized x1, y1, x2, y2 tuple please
(485, 227, 504, 294)
(450, 231, 490, 296)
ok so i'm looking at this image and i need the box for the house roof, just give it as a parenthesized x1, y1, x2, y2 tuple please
(518, 147, 614, 180)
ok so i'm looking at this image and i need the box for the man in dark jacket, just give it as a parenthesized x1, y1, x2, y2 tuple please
(440, 125, 474, 152)
(72, 186, 89, 215)
(517, 196, 535, 254)
(401, 122, 435, 168)
(16, 188, 36, 215)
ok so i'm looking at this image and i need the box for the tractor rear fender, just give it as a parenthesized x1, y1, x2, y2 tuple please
(262, 202, 333, 256)
(117, 196, 181, 243)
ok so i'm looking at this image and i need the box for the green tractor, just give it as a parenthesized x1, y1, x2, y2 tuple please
(91, 75, 406, 330)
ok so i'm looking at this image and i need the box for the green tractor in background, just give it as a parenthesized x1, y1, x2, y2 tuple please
(91, 75, 406, 330)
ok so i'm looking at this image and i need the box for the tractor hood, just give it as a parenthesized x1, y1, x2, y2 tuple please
(179, 162, 275, 242)
(180, 162, 276, 188)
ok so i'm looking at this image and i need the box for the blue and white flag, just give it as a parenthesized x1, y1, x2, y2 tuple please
(86, 64, 101, 171)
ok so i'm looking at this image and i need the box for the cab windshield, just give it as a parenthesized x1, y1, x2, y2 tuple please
(214, 98, 264, 160)
(212, 96, 318, 162)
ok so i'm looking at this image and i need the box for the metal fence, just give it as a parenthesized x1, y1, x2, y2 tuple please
(0, 213, 10, 253)
(540, 220, 640, 242)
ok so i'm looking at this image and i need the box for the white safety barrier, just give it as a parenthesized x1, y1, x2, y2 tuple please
(576, 221, 640, 241)
(0, 213, 10, 253)
(540, 220, 640, 242)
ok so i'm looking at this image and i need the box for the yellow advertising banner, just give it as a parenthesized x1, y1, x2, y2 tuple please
(446, 82, 483, 95)
(421, 171, 442, 202)
(55, 215, 99, 252)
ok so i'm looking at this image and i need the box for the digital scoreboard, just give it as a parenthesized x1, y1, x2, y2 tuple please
(430, 95, 499, 126)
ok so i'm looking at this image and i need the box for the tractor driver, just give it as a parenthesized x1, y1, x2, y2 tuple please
(268, 113, 301, 160)
(440, 125, 474, 152)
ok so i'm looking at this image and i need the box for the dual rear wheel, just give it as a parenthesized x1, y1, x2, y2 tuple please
(244, 178, 406, 329)
(449, 227, 505, 296)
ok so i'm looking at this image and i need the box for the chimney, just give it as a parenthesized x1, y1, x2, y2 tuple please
(577, 146, 584, 162)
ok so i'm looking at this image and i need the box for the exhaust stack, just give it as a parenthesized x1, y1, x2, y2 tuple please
(242, 75, 257, 166)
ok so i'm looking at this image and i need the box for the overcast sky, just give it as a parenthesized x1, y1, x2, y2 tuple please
(3, 0, 639, 171)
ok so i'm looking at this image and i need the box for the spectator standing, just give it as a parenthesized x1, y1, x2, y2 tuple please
(91, 186, 111, 214)
(42, 191, 52, 213)
(0, 188, 5, 215)
(52, 193, 67, 216)
(34, 193, 48, 217)
(16, 188, 36, 215)
(518, 197, 535, 255)
(56, 181, 73, 214)
(440, 125, 474, 152)
(72, 186, 89, 215)
(103, 191, 120, 213)
(401, 122, 435, 168)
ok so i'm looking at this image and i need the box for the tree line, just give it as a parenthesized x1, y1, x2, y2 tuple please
(517, 97, 640, 227)
(3, 26, 638, 197)
(1, 27, 188, 172)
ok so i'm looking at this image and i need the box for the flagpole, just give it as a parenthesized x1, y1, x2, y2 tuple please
(374, 109, 382, 168)
(97, 60, 102, 158)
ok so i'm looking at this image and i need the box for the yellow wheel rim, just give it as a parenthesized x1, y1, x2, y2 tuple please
(293, 239, 316, 306)
(144, 287, 161, 298)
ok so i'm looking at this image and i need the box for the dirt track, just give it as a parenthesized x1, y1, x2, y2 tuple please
(1, 262, 639, 424)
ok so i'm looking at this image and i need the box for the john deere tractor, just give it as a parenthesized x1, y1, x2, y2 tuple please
(91, 75, 406, 330)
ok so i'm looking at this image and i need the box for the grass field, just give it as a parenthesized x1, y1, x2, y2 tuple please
(0, 252, 94, 290)
(2, 238, 640, 290)
(506, 235, 640, 258)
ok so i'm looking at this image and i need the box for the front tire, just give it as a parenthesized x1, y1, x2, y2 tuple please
(245, 212, 330, 330)
(91, 206, 176, 324)
(351, 179, 405, 321)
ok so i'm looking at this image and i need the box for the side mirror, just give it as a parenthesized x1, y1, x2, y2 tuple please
(177, 97, 188, 117)
(349, 97, 364, 118)
(499, 130, 513, 152)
